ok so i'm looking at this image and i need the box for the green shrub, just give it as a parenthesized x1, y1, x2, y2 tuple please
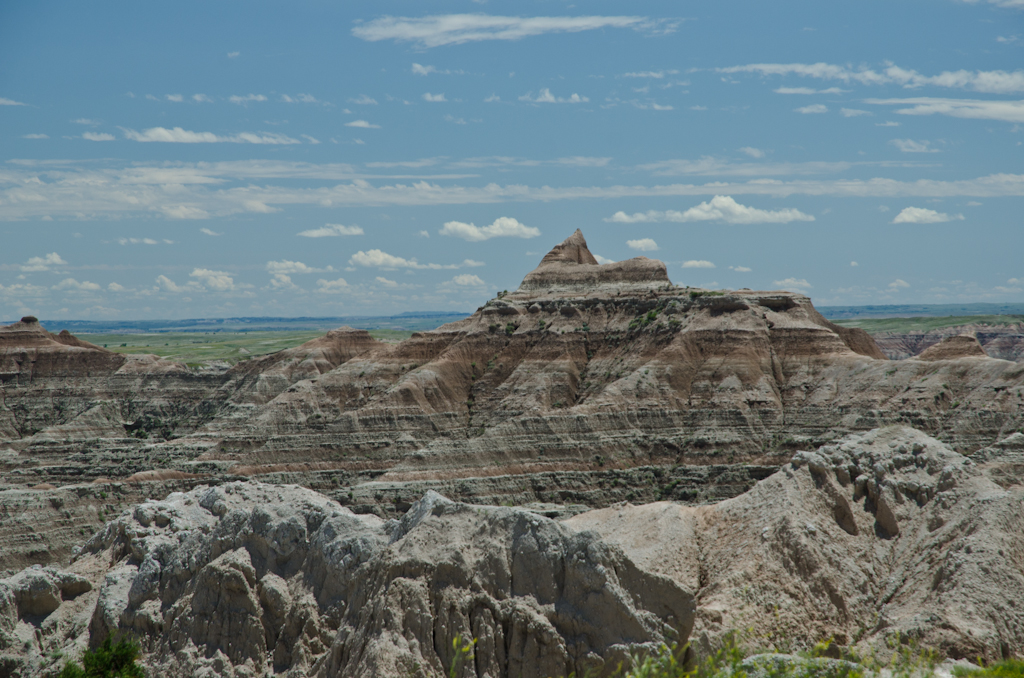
(954, 659, 1024, 678)
(58, 636, 145, 678)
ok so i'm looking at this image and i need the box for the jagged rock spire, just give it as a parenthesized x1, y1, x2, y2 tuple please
(538, 229, 600, 266)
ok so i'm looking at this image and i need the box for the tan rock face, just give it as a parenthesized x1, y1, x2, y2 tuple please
(917, 334, 989, 360)
(567, 426, 1024, 663)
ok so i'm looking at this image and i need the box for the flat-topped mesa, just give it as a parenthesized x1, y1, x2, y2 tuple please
(0, 316, 109, 352)
(515, 229, 670, 294)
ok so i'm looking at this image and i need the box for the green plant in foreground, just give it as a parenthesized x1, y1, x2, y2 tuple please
(954, 659, 1024, 678)
(58, 636, 145, 678)
(448, 634, 477, 678)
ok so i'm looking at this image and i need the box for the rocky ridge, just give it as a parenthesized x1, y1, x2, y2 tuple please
(1, 426, 1021, 676)
(3, 230, 1024, 569)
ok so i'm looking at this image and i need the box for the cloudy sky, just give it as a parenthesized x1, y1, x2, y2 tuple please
(2, 0, 1022, 320)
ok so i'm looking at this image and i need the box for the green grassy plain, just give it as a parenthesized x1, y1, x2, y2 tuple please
(81, 329, 415, 364)
(832, 315, 1024, 334)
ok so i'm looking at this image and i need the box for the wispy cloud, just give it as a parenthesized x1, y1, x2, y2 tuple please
(350, 94, 378, 105)
(344, 120, 381, 128)
(82, 132, 115, 141)
(623, 70, 680, 79)
(892, 206, 964, 223)
(200, 228, 221, 236)
(266, 260, 332, 275)
(422, 92, 447, 102)
(53, 278, 101, 291)
(298, 224, 364, 238)
(228, 94, 267, 105)
(889, 279, 910, 289)
(193, 94, 213, 103)
(866, 97, 1024, 124)
(682, 259, 714, 268)
(0, 97, 27, 106)
(227, 51, 240, 58)
(840, 108, 872, 117)
(721, 62, 1024, 94)
(795, 104, 828, 114)
(412, 63, 465, 76)
(519, 88, 588, 103)
(773, 86, 847, 94)
(21, 133, 48, 139)
(166, 94, 183, 102)
(349, 249, 482, 270)
(729, 265, 752, 272)
(117, 237, 173, 245)
(439, 216, 540, 241)
(890, 138, 940, 153)
(352, 14, 678, 48)
(607, 196, 815, 224)
(122, 126, 301, 144)
(280, 93, 321, 104)
(773, 277, 812, 290)
(738, 147, 764, 158)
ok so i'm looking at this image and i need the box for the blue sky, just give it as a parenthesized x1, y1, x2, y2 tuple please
(1, 0, 1022, 320)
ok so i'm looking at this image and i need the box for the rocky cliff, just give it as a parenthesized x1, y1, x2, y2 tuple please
(3, 231, 1024, 570)
(1, 426, 1021, 676)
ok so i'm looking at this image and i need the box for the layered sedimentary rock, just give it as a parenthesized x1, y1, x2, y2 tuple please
(1, 426, 1021, 676)
(872, 322, 1024, 361)
(4, 231, 1024, 569)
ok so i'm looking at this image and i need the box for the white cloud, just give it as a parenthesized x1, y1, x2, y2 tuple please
(190, 268, 235, 291)
(21, 252, 67, 272)
(269, 273, 297, 290)
(352, 14, 677, 48)
(82, 132, 115, 141)
(350, 94, 378, 105)
(0, 97, 27, 106)
(446, 114, 466, 124)
(228, 94, 267, 105)
(193, 94, 213, 103)
(301, 135, 320, 144)
(200, 228, 222, 236)
(865, 97, 1024, 124)
(729, 265, 752, 272)
(890, 138, 940, 153)
(448, 273, 486, 286)
(422, 92, 447, 102)
(117, 237, 173, 245)
(280, 93, 321, 104)
(593, 254, 616, 264)
(773, 277, 812, 290)
(690, 105, 708, 111)
(774, 87, 847, 95)
(627, 238, 659, 251)
(349, 249, 479, 270)
(876, 121, 900, 127)
(795, 104, 828, 114)
(607, 195, 815, 224)
(108, 282, 125, 291)
(623, 70, 679, 78)
(840, 108, 871, 117)
(72, 118, 100, 125)
(266, 260, 325, 275)
(412, 63, 437, 75)
(345, 120, 380, 128)
(53, 278, 101, 291)
(418, 230, 430, 237)
(227, 51, 240, 58)
(484, 94, 500, 102)
(519, 88, 588, 103)
(161, 205, 211, 219)
(738, 147, 764, 158)
(721, 62, 1024, 94)
(376, 276, 399, 287)
(682, 259, 715, 268)
(889, 279, 910, 289)
(850, 261, 859, 267)
(892, 206, 965, 223)
(21, 133, 48, 139)
(297, 223, 364, 238)
(122, 126, 301, 144)
(439, 216, 540, 241)
(166, 94, 183, 102)
(316, 278, 350, 294)
(155, 275, 185, 293)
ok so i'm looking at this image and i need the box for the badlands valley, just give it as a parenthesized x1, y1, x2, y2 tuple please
(2, 231, 1023, 677)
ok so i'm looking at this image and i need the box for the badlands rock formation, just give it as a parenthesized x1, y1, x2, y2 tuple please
(1, 426, 1020, 676)
(872, 322, 1024, 361)
(3, 230, 1024, 569)
(0, 484, 693, 678)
